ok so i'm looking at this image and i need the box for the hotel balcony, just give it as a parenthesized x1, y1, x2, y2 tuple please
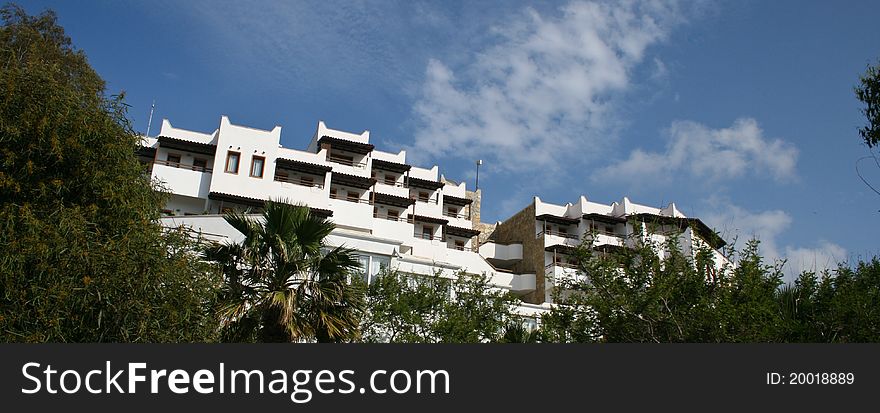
(372, 212, 413, 241)
(585, 231, 624, 248)
(493, 271, 537, 295)
(151, 159, 212, 199)
(373, 179, 410, 198)
(326, 154, 371, 177)
(539, 229, 581, 249)
(546, 262, 585, 285)
(442, 209, 471, 228)
(318, 135, 374, 178)
(272, 174, 328, 209)
(328, 196, 373, 230)
(479, 241, 524, 264)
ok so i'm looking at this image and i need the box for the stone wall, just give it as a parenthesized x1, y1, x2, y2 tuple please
(489, 200, 545, 304)
(465, 189, 493, 250)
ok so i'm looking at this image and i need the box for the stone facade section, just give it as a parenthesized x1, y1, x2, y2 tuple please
(488, 200, 545, 304)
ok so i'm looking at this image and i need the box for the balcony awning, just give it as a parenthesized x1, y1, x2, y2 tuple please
(136, 146, 156, 158)
(545, 244, 579, 255)
(630, 213, 726, 249)
(583, 213, 627, 225)
(317, 135, 374, 155)
(330, 172, 377, 190)
(536, 214, 580, 226)
(208, 192, 333, 217)
(309, 208, 334, 218)
(158, 136, 217, 156)
(444, 224, 481, 238)
(443, 194, 473, 207)
(372, 159, 411, 173)
(407, 177, 444, 190)
(276, 158, 332, 175)
(593, 244, 627, 254)
(373, 192, 415, 208)
(407, 214, 448, 225)
(209, 192, 263, 208)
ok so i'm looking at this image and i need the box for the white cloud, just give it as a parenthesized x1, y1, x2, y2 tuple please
(595, 118, 798, 185)
(701, 200, 846, 283)
(784, 242, 847, 277)
(410, 0, 682, 170)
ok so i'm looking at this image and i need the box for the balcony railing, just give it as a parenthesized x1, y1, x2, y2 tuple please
(537, 230, 579, 240)
(448, 244, 473, 252)
(413, 196, 439, 204)
(443, 211, 469, 219)
(155, 159, 213, 173)
(372, 212, 409, 222)
(274, 175, 324, 189)
(330, 192, 372, 204)
(546, 262, 580, 270)
(328, 155, 367, 169)
(376, 179, 408, 188)
(587, 229, 622, 237)
(414, 232, 437, 241)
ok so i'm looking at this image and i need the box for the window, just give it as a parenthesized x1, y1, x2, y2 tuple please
(275, 171, 289, 181)
(454, 240, 465, 251)
(330, 188, 337, 198)
(384, 174, 397, 185)
(387, 209, 399, 220)
(447, 207, 458, 217)
(166, 153, 181, 164)
(346, 191, 359, 203)
(225, 151, 240, 174)
(422, 226, 433, 240)
(250, 156, 265, 178)
(357, 255, 370, 284)
(300, 176, 314, 186)
(373, 206, 379, 217)
(418, 191, 430, 202)
(193, 158, 207, 170)
(605, 226, 614, 234)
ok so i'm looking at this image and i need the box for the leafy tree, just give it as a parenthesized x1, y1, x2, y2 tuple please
(543, 234, 786, 342)
(799, 259, 880, 342)
(205, 201, 365, 343)
(0, 4, 219, 342)
(358, 271, 448, 343)
(856, 60, 880, 148)
(498, 322, 539, 343)
(361, 270, 519, 343)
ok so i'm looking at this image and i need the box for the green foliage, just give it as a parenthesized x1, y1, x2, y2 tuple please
(780, 260, 880, 342)
(206, 201, 365, 343)
(544, 235, 745, 342)
(856, 60, 880, 148)
(542, 230, 880, 343)
(0, 4, 219, 342)
(361, 270, 520, 343)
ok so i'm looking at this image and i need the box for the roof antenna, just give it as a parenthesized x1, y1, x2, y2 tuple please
(475, 159, 483, 191)
(145, 100, 156, 137)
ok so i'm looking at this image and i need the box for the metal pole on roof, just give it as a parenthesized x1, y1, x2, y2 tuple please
(145, 100, 156, 137)
(475, 159, 482, 191)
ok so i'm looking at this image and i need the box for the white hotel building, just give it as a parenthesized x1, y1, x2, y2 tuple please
(140, 116, 731, 322)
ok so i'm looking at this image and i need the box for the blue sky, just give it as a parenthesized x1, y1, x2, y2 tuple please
(20, 0, 880, 279)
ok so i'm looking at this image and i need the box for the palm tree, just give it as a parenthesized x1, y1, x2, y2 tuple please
(205, 200, 364, 342)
